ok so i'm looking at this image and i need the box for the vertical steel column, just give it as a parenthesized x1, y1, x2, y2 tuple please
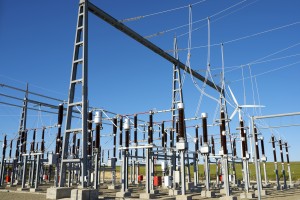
(177, 103, 186, 195)
(284, 142, 292, 187)
(271, 135, 280, 189)
(193, 126, 199, 186)
(112, 117, 117, 187)
(21, 155, 27, 189)
(202, 113, 210, 191)
(279, 139, 287, 189)
(0, 135, 7, 186)
(34, 154, 41, 189)
(220, 110, 230, 196)
(30, 130, 36, 187)
(94, 112, 101, 189)
(133, 114, 138, 184)
(240, 120, 249, 192)
(251, 121, 262, 200)
(59, 0, 89, 188)
(260, 137, 268, 185)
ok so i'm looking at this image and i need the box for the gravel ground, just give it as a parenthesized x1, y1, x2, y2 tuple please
(0, 183, 299, 199)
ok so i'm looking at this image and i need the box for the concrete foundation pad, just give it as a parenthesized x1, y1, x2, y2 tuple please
(71, 188, 98, 200)
(273, 185, 281, 190)
(139, 193, 155, 199)
(6, 184, 16, 187)
(262, 183, 271, 188)
(219, 196, 238, 200)
(14, 181, 22, 185)
(255, 189, 267, 196)
(17, 188, 29, 191)
(107, 185, 117, 190)
(201, 190, 216, 198)
(220, 188, 232, 194)
(116, 191, 131, 198)
(175, 194, 193, 200)
(192, 187, 202, 192)
(240, 192, 255, 199)
(169, 189, 181, 196)
(186, 182, 194, 191)
(150, 190, 159, 194)
(288, 184, 295, 188)
(30, 188, 42, 192)
(46, 187, 72, 199)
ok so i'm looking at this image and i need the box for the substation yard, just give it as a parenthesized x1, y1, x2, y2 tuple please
(0, 181, 299, 200)
(1, 1, 300, 200)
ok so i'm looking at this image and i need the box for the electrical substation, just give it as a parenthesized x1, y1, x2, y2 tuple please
(0, 1, 300, 200)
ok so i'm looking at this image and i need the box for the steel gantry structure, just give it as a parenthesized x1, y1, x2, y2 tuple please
(55, 0, 222, 199)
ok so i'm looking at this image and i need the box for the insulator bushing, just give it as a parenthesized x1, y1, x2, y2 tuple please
(95, 124, 100, 149)
(113, 117, 117, 157)
(271, 135, 277, 162)
(285, 142, 289, 163)
(195, 126, 199, 151)
(201, 113, 208, 144)
(58, 104, 64, 126)
(119, 116, 123, 146)
(220, 110, 227, 155)
(134, 114, 137, 143)
(254, 128, 259, 159)
(279, 139, 284, 163)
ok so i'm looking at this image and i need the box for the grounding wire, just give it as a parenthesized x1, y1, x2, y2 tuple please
(120, 0, 208, 23)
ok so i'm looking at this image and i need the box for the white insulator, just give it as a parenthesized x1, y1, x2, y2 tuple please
(124, 118, 130, 130)
(201, 112, 208, 118)
(177, 102, 184, 109)
(161, 161, 167, 171)
(94, 111, 102, 124)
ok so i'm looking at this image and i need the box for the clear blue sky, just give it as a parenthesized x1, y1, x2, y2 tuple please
(0, 0, 300, 162)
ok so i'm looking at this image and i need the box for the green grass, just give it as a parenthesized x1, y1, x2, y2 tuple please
(116, 162, 300, 181)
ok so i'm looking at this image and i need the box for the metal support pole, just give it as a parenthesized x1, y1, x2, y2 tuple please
(263, 162, 268, 185)
(30, 158, 36, 187)
(204, 155, 210, 191)
(251, 119, 262, 200)
(94, 152, 99, 189)
(146, 149, 150, 193)
(180, 148, 186, 195)
(34, 155, 41, 189)
(279, 139, 287, 189)
(242, 159, 249, 193)
(21, 156, 28, 189)
(222, 157, 230, 196)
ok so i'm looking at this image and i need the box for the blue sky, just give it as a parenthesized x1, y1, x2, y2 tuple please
(1, 0, 300, 162)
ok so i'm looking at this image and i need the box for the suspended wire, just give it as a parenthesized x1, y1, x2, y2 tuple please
(254, 77, 262, 116)
(119, 0, 208, 23)
(231, 60, 300, 83)
(194, 17, 212, 117)
(211, 53, 300, 72)
(145, 0, 248, 39)
(175, 21, 300, 51)
(177, 0, 258, 39)
(248, 65, 258, 116)
(241, 66, 247, 106)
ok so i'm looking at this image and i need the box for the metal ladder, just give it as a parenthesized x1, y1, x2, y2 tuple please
(59, 0, 89, 188)
(170, 37, 191, 187)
